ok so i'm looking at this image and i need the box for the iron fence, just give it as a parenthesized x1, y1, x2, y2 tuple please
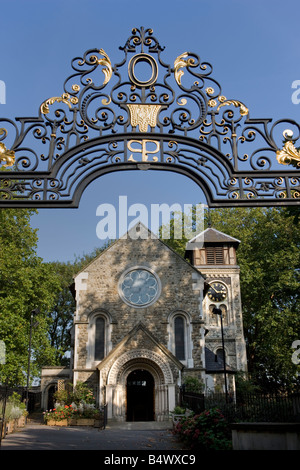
(180, 391, 205, 414)
(0, 386, 41, 413)
(181, 390, 300, 423)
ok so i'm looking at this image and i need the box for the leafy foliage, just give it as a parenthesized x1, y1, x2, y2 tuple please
(173, 408, 232, 450)
(43, 403, 101, 422)
(53, 381, 96, 406)
(2, 392, 27, 419)
(0, 204, 112, 387)
(43, 381, 100, 422)
(46, 261, 76, 365)
(0, 209, 61, 385)
(183, 376, 204, 393)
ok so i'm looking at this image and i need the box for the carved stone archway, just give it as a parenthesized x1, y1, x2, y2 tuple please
(102, 349, 176, 421)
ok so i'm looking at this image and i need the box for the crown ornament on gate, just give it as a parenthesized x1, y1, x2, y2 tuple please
(0, 26, 299, 207)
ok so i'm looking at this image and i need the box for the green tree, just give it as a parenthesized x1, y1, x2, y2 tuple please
(0, 209, 61, 386)
(46, 261, 76, 366)
(161, 207, 300, 392)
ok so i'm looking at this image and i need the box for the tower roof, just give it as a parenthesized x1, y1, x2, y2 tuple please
(186, 227, 240, 249)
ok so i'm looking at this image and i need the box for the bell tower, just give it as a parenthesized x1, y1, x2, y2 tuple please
(185, 227, 247, 392)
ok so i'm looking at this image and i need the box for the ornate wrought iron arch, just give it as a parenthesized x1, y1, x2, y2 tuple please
(0, 26, 300, 208)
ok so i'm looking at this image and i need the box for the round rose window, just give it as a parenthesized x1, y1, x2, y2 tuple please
(120, 268, 160, 307)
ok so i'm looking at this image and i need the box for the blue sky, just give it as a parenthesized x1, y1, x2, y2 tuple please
(1, 0, 300, 263)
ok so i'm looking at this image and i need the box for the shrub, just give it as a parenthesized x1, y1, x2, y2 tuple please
(53, 388, 70, 405)
(173, 407, 232, 450)
(172, 406, 186, 414)
(44, 382, 99, 423)
(53, 381, 96, 407)
(72, 382, 95, 405)
(43, 403, 102, 423)
(3, 392, 27, 420)
(183, 376, 204, 394)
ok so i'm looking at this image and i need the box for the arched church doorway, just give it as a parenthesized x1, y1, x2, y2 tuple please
(47, 385, 57, 410)
(126, 369, 154, 422)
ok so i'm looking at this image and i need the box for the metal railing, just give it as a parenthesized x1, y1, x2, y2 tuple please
(0, 385, 43, 445)
(181, 390, 300, 423)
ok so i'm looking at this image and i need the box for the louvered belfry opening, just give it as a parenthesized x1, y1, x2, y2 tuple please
(206, 245, 224, 265)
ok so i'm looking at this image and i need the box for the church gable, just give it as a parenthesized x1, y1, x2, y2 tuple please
(73, 222, 205, 292)
(97, 322, 184, 375)
(73, 222, 205, 335)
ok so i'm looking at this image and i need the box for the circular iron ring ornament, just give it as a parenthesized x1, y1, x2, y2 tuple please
(119, 267, 161, 307)
(128, 53, 158, 87)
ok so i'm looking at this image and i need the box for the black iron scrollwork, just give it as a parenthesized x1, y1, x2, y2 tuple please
(0, 26, 299, 207)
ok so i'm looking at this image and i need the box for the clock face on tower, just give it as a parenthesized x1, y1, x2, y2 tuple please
(207, 282, 227, 302)
(119, 268, 160, 307)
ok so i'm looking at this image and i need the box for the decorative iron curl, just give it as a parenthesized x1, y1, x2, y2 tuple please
(0, 26, 299, 208)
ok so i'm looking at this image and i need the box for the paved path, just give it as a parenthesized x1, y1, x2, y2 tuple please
(0, 420, 186, 451)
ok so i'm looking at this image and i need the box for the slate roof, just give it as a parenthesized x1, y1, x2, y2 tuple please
(187, 227, 240, 246)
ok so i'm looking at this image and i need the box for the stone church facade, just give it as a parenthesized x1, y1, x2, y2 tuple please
(41, 223, 247, 422)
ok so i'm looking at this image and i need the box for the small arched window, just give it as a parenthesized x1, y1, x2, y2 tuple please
(168, 311, 192, 367)
(95, 317, 105, 361)
(216, 348, 224, 363)
(174, 316, 185, 360)
(87, 311, 112, 367)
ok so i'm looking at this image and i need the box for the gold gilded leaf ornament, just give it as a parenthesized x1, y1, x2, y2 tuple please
(93, 49, 113, 86)
(40, 93, 78, 115)
(0, 142, 15, 167)
(0, 128, 15, 167)
(174, 52, 195, 86)
(276, 140, 300, 167)
(217, 99, 249, 116)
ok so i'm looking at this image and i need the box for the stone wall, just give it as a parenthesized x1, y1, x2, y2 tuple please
(232, 423, 300, 450)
